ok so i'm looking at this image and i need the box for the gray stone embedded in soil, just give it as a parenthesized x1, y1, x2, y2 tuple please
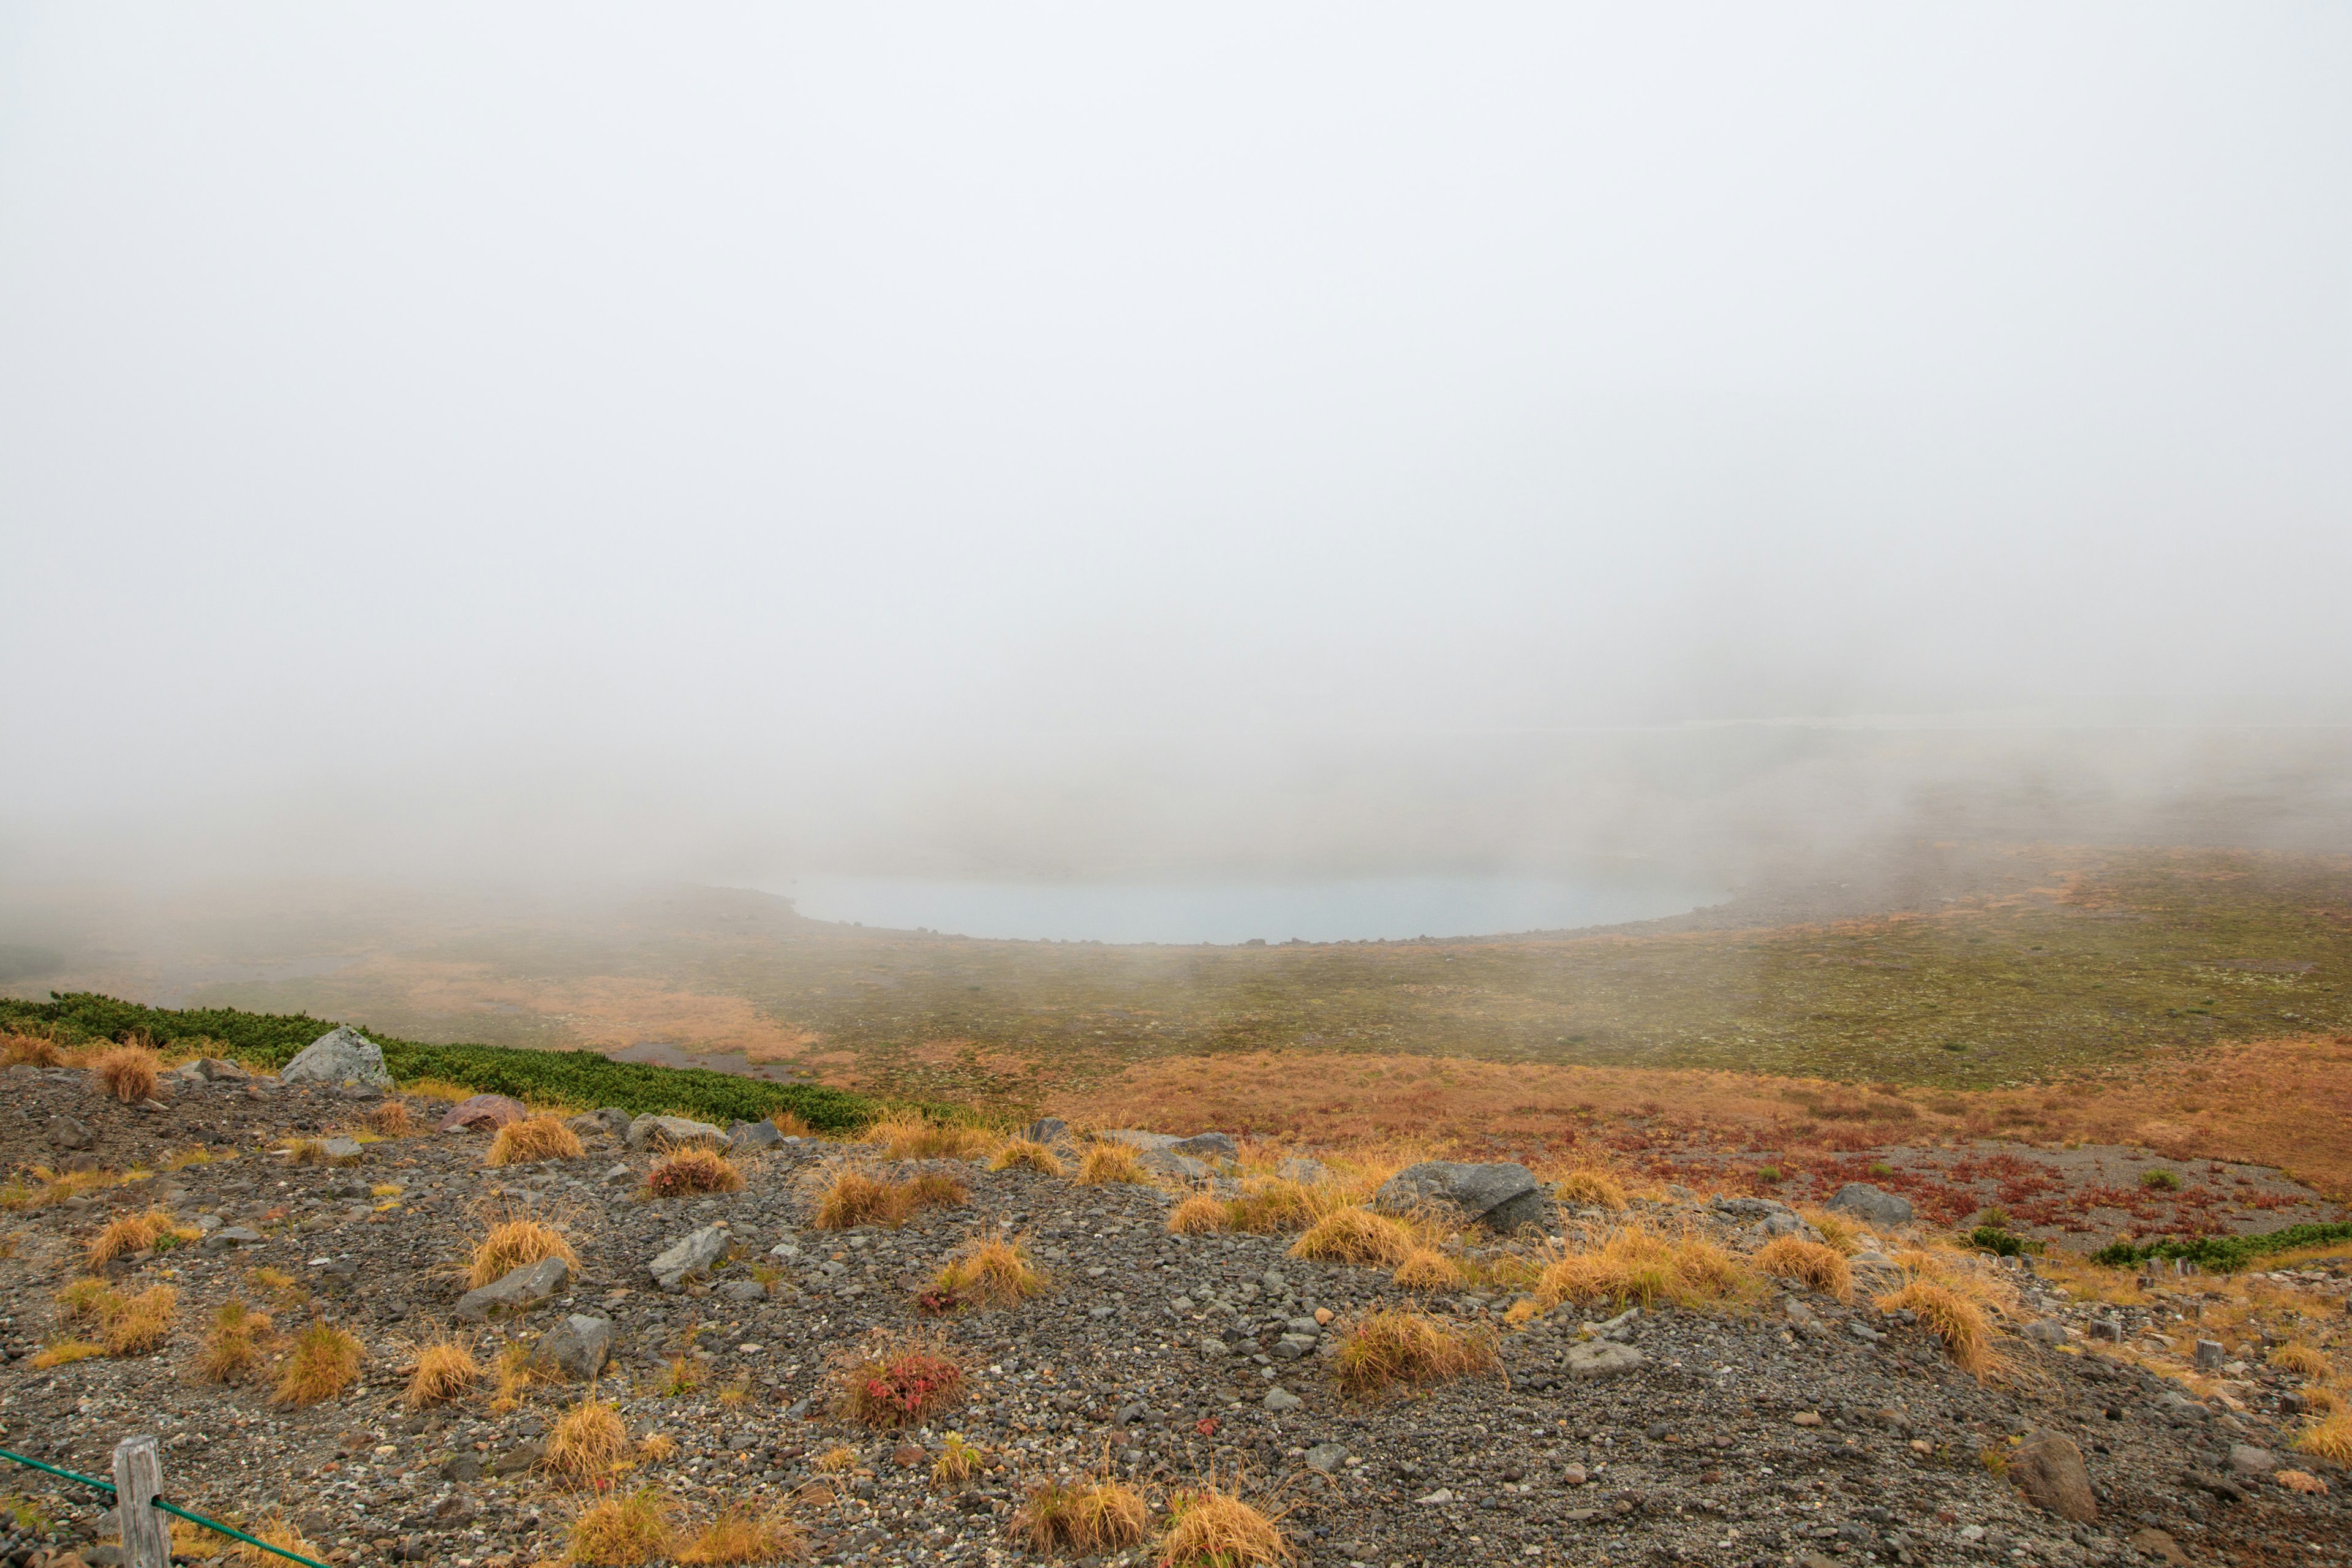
(1826, 1182, 1915, 1227)
(453, 1254, 571, 1321)
(192, 1057, 249, 1082)
(1020, 1117, 1070, 1146)
(1376, 1160, 1547, 1232)
(319, 1136, 364, 1162)
(2022, 1319, 2069, 1346)
(728, 1119, 785, 1154)
(2227, 1443, 2278, 1476)
(531, 1314, 616, 1381)
(2008, 1430, 2098, 1523)
(1171, 1131, 1238, 1161)
(1564, 1340, 1645, 1379)
(438, 1094, 528, 1133)
(649, 1224, 731, 1291)
(1709, 1196, 1793, 1220)
(201, 1226, 265, 1253)
(1097, 1128, 1180, 1153)
(1139, 1149, 1211, 1182)
(279, 1025, 395, 1089)
(47, 1115, 93, 1150)
(1303, 1442, 1347, 1474)
(628, 1114, 728, 1152)
(1262, 1386, 1303, 1412)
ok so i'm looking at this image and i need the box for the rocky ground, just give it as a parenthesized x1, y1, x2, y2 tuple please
(0, 1061, 2346, 1568)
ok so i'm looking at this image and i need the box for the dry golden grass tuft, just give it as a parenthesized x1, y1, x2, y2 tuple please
(931, 1433, 983, 1485)
(769, 1109, 815, 1139)
(927, 1237, 1047, 1311)
(812, 1444, 857, 1474)
(488, 1115, 586, 1167)
(1288, 1208, 1421, 1268)
(872, 1114, 993, 1162)
(233, 1516, 323, 1568)
(101, 1285, 176, 1356)
(567, 1487, 675, 1567)
(366, 1099, 413, 1137)
(2297, 1408, 2352, 1466)
(545, 1396, 630, 1479)
(907, 1172, 969, 1208)
(2278, 1469, 2330, 1496)
(1333, 1307, 1499, 1396)
(0, 1032, 67, 1068)
(273, 1321, 363, 1406)
(1879, 1281, 1996, 1378)
(1391, 1248, 1461, 1291)
(467, 1214, 581, 1287)
(638, 1431, 680, 1463)
(1754, 1236, 1855, 1303)
(1076, 1142, 1148, 1186)
(1533, 1224, 1751, 1313)
(1551, 1167, 1628, 1211)
(1167, 1194, 1226, 1235)
(1161, 1482, 1295, 1567)
(1801, 1207, 1862, 1255)
(673, 1504, 807, 1565)
(86, 1207, 196, 1267)
(1011, 1479, 1148, 1555)
(834, 1335, 967, 1428)
(248, 1265, 309, 1309)
(2271, 1344, 2334, 1379)
(646, 1147, 746, 1197)
(55, 1275, 119, 1325)
(1221, 1177, 1352, 1234)
(89, 1043, 160, 1104)
(30, 1338, 105, 1368)
(406, 1335, 481, 1408)
(989, 1138, 1065, 1177)
(810, 1164, 966, 1230)
(198, 1300, 274, 1383)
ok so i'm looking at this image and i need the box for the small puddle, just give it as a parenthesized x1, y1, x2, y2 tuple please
(608, 1040, 813, 1084)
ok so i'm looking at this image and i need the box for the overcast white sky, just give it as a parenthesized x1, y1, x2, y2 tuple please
(3, 5, 2348, 884)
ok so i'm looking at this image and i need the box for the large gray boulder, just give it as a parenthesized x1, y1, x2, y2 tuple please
(649, 1225, 730, 1291)
(727, 1120, 785, 1154)
(628, 1115, 726, 1152)
(1020, 1117, 1072, 1147)
(1096, 1129, 1179, 1153)
(440, 1094, 527, 1132)
(1826, 1183, 1915, 1227)
(2010, 1431, 2098, 1523)
(453, 1255, 570, 1321)
(531, 1314, 616, 1381)
(279, 1027, 394, 1090)
(1564, 1341, 1646, 1379)
(1376, 1161, 1548, 1232)
(1172, 1132, 1239, 1162)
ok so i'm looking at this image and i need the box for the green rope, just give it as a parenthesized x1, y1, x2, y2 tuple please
(0, 1444, 333, 1568)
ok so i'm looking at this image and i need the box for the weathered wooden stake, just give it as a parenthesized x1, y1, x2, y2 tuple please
(111, 1434, 170, 1568)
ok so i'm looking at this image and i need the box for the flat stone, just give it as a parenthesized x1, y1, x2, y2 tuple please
(1262, 1387, 1303, 1412)
(1564, 1341, 1645, 1379)
(727, 1120, 785, 1153)
(1709, 1196, 1794, 1220)
(453, 1255, 570, 1321)
(530, 1314, 616, 1381)
(1303, 1442, 1346, 1474)
(1171, 1131, 1239, 1161)
(47, 1115, 94, 1150)
(1020, 1117, 1071, 1146)
(279, 1025, 394, 1090)
(319, 1136, 364, 1163)
(2128, 1528, 2190, 1567)
(438, 1094, 528, 1133)
(1825, 1183, 1915, 1227)
(1097, 1128, 1180, 1152)
(439, 1455, 483, 1483)
(2010, 1430, 2098, 1523)
(649, 1225, 731, 1291)
(201, 1226, 265, 1253)
(2022, 1319, 2069, 1345)
(1376, 1160, 1548, 1232)
(628, 1115, 727, 1152)
(2228, 1443, 2279, 1476)
(1139, 1149, 1211, 1181)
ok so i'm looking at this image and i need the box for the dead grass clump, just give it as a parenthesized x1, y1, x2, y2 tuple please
(1168, 1194, 1227, 1235)
(1879, 1280, 1997, 1378)
(100, 1285, 177, 1356)
(1, 1033, 66, 1068)
(2279, 1469, 2330, 1495)
(1391, 1247, 1461, 1291)
(366, 1100, 412, 1137)
(487, 1115, 586, 1167)
(545, 1396, 630, 1479)
(1011, 1479, 1148, 1555)
(925, 1237, 1047, 1311)
(1222, 1177, 1349, 1234)
(198, 1300, 274, 1383)
(1288, 1208, 1420, 1268)
(673, 1504, 807, 1565)
(907, 1172, 969, 1209)
(990, 1138, 1065, 1177)
(1077, 1142, 1148, 1185)
(31, 1338, 105, 1368)
(815, 1167, 906, 1229)
(646, 1147, 747, 1197)
(1534, 1224, 1752, 1312)
(2296, 1408, 2352, 1466)
(872, 1114, 993, 1162)
(1803, 1207, 1861, 1255)
(86, 1207, 195, 1267)
(932, 1433, 983, 1484)
(1754, 1235, 1855, 1303)
(233, 1517, 323, 1568)
(1161, 1482, 1295, 1567)
(406, 1335, 481, 1408)
(273, 1321, 363, 1405)
(2271, 1344, 2333, 1379)
(834, 1335, 967, 1428)
(1553, 1167, 1628, 1210)
(466, 1215, 581, 1287)
(55, 1275, 121, 1325)
(1333, 1307, 1499, 1396)
(90, 1043, 161, 1104)
(769, 1110, 815, 1139)
(567, 1487, 676, 1567)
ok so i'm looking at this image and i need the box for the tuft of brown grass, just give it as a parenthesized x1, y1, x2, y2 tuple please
(1879, 1280, 1997, 1378)
(1552, 1167, 1627, 1210)
(248, 1265, 309, 1308)
(545, 1396, 629, 1479)
(406, 1335, 481, 1408)
(2278, 1468, 2330, 1496)
(1802, 1207, 1861, 1255)
(198, 1300, 274, 1383)
(1288, 1208, 1421, 1268)
(1160, 1482, 1295, 1568)
(567, 1487, 675, 1567)
(673, 1504, 807, 1566)
(86, 1207, 195, 1267)
(284, 1139, 329, 1166)
(989, 1138, 1065, 1177)
(1754, 1236, 1855, 1303)
(646, 1147, 747, 1197)
(812, 1166, 963, 1229)
(31, 1338, 104, 1368)
(366, 1100, 412, 1137)
(1533, 1224, 1752, 1313)
(906, 1172, 968, 1209)
(273, 1321, 363, 1406)
(834, 1335, 967, 1428)
(2296, 1408, 2352, 1466)
(1168, 1194, 1226, 1235)
(769, 1109, 815, 1139)
(90, 1043, 160, 1104)
(101, 1285, 176, 1356)
(488, 1115, 586, 1167)
(932, 1433, 983, 1485)
(233, 1517, 323, 1568)
(871, 1114, 993, 1162)
(1391, 1247, 1461, 1291)
(1333, 1307, 1499, 1396)
(638, 1431, 679, 1463)
(1011, 1479, 1148, 1555)
(1077, 1142, 1148, 1186)
(812, 1444, 856, 1474)
(2271, 1344, 2334, 1379)
(55, 1275, 120, 1325)
(1, 1031, 67, 1068)
(466, 1215, 581, 1287)
(925, 1237, 1047, 1311)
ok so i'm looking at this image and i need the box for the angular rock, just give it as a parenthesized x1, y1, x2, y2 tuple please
(2195, 1339, 2225, 1369)
(1262, 1387, 1303, 1412)
(2022, 1319, 2070, 1346)
(200, 1226, 264, 1253)
(2227, 1443, 2279, 1476)
(1826, 1183, 1915, 1227)
(1020, 1117, 1071, 1147)
(453, 1255, 570, 1321)
(1376, 1161, 1547, 1232)
(727, 1120, 785, 1154)
(319, 1136, 364, 1163)
(2128, 1528, 2190, 1567)
(530, 1314, 616, 1381)
(1709, 1196, 1793, 1221)
(192, 1057, 249, 1082)
(649, 1225, 730, 1291)
(1303, 1443, 1347, 1474)
(437, 1094, 528, 1133)
(2009, 1430, 2098, 1523)
(628, 1115, 727, 1152)
(279, 1025, 394, 1090)
(47, 1115, 93, 1150)
(1097, 1128, 1180, 1153)
(1172, 1131, 1239, 1162)
(1564, 1341, 1645, 1379)
(1139, 1149, 1211, 1181)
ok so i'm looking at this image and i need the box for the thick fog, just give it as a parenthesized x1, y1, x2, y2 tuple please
(3, 4, 2349, 889)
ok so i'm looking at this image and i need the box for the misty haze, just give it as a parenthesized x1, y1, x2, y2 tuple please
(2, 7, 2350, 1565)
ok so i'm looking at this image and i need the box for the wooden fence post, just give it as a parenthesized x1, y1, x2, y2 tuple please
(111, 1434, 170, 1568)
